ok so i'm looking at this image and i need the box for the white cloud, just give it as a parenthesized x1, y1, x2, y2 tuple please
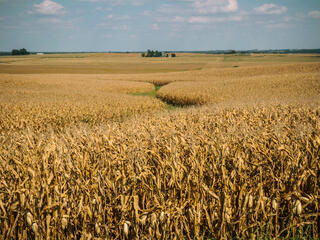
(172, 16, 186, 23)
(37, 17, 62, 24)
(153, 2, 243, 25)
(96, 7, 112, 11)
(266, 23, 289, 29)
(107, 14, 130, 20)
(97, 22, 128, 31)
(256, 19, 290, 29)
(152, 23, 159, 30)
(34, 0, 65, 15)
(188, 15, 242, 23)
(156, 13, 243, 25)
(254, 4, 287, 15)
(224, 0, 238, 12)
(157, 4, 188, 15)
(186, 0, 238, 14)
(80, 0, 146, 6)
(308, 10, 320, 19)
(230, 15, 242, 21)
(189, 16, 210, 23)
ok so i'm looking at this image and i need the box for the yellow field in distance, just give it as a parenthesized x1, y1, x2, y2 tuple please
(0, 52, 319, 74)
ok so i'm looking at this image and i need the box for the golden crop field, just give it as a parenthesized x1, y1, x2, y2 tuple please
(157, 66, 320, 106)
(0, 53, 319, 239)
(0, 73, 166, 131)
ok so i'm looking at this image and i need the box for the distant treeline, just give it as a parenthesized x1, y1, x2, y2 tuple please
(0, 49, 31, 56)
(11, 48, 30, 55)
(0, 49, 319, 56)
(0, 52, 11, 56)
(141, 50, 176, 58)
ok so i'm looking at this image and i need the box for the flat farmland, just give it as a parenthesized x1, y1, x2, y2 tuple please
(0, 53, 319, 74)
(0, 53, 319, 239)
(0, 53, 205, 74)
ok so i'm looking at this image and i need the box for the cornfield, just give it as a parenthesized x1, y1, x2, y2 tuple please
(156, 68, 320, 107)
(1, 105, 319, 239)
(0, 75, 165, 131)
(0, 54, 319, 239)
(96, 62, 320, 86)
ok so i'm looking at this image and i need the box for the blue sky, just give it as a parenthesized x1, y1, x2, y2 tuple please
(0, 0, 320, 51)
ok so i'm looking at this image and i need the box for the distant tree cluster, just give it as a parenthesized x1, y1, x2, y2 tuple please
(11, 48, 30, 56)
(141, 50, 176, 58)
(225, 50, 237, 54)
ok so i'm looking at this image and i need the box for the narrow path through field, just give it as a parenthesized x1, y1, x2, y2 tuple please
(130, 84, 178, 111)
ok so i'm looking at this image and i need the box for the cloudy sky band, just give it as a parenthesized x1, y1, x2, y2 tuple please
(0, 0, 319, 51)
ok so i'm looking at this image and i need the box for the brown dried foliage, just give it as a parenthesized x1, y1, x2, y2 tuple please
(0, 105, 319, 239)
(0, 57, 319, 239)
(156, 63, 320, 106)
(0, 75, 165, 131)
